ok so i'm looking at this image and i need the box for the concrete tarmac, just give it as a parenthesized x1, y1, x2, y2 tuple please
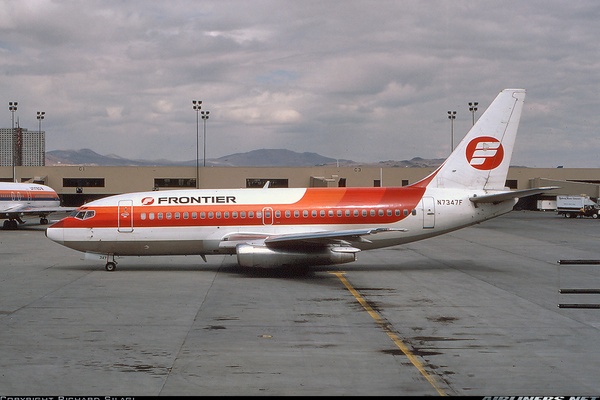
(1, 210, 600, 396)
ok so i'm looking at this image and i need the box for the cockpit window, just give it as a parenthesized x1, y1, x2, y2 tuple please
(71, 210, 96, 220)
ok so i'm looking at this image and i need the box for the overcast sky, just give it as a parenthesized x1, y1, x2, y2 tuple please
(2, 0, 599, 168)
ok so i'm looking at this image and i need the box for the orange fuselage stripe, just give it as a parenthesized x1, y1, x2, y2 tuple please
(54, 186, 427, 229)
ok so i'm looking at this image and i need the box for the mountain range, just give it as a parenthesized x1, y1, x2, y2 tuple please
(45, 148, 445, 168)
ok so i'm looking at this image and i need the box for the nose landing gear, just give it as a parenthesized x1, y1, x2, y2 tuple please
(105, 254, 118, 271)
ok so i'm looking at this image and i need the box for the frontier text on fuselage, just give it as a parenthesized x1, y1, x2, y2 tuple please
(155, 196, 237, 205)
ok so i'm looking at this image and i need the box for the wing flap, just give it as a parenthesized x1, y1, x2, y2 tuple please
(264, 227, 406, 246)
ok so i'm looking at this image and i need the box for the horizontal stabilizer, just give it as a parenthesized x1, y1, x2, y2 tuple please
(469, 186, 560, 204)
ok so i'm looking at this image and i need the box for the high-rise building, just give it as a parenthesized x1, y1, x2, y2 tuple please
(0, 127, 45, 166)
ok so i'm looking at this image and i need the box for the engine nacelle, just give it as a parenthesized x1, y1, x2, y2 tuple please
(236, 244, 357, 268)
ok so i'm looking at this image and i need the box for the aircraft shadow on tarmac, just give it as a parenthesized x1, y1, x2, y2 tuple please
(54, 257, 492, 278)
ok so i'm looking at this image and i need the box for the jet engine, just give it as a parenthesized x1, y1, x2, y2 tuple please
(236, 243, 357, 268)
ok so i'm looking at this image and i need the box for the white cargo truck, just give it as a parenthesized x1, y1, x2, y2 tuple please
(556, 195, 600, 218)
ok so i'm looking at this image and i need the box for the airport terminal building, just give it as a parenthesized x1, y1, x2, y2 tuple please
(2, 164, 600, 210)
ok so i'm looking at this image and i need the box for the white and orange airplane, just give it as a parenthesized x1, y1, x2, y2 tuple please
(46, 89, 557, 271)
(1, 181, 76, 230)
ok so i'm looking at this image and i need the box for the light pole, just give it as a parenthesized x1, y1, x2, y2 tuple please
(201, 110, 209, 167)
(447, 110, 456, 153)
(8, 102, 18, 181)
(37, 111, 45, 166)
(468, 102, 478, 126)
(192, 100, 202, 188)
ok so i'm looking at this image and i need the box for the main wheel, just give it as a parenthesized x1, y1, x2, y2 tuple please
(105, 262, 117, 272)
(3, 220, 18, 230)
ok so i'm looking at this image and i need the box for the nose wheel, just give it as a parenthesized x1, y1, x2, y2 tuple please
(105, 254, 118, 271)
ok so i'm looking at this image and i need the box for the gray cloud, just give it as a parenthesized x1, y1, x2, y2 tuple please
(2, 0, 600, 167)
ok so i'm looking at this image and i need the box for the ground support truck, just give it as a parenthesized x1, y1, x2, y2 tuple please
(556, 195, 600, 218)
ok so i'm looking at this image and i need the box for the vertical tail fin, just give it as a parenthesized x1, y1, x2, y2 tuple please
(417, 88, 526, 190)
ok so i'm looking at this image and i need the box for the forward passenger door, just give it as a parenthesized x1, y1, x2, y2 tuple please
(118, 200, 134, 233)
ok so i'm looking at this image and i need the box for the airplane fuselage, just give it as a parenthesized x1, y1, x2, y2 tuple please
(46, 186, 515, 257)
(0, 182, 60, 208)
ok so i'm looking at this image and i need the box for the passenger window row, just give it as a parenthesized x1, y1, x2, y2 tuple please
(137, 208, 416, 221)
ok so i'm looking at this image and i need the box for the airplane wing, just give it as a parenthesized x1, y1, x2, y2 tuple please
(469, 186, 560, 204)
(220, 227, 407, 250)
(264, 227, 407, 246)
(1, 204, 77, 215)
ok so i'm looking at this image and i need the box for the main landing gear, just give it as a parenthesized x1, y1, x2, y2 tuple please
(2, 217, 48, 230)
(3, 220, 19, 230)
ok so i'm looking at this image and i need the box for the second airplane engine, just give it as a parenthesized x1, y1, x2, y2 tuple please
(236, 243, 357, 268)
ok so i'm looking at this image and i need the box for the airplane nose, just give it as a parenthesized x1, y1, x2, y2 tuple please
(45, 225, 64, 245)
